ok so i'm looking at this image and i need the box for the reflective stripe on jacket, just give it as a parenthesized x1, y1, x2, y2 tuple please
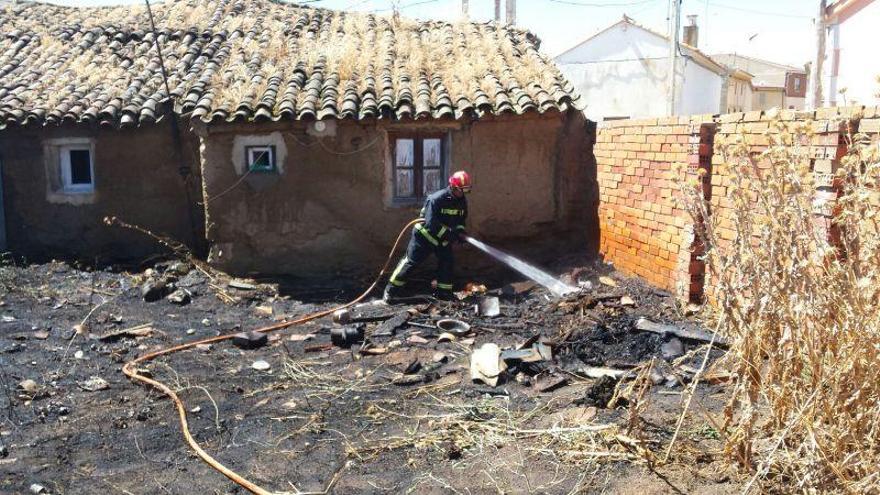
(417, 186, 467, 246)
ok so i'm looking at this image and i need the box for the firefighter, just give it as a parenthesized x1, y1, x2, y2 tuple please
(383, 170, 472, 302)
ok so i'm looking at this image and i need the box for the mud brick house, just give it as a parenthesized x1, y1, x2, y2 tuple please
(0, 0, 593, 275)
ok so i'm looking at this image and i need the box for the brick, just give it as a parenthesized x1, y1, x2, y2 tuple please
(743, 110, 763, 122)
(813, 159, 835, 174)
(718, 123, 738, 134)
(719, 112, 744, 123)
(812, 133, 840, 146)
(816, 107, 840, 119)
(812, 120, 830, 133)
(746, 122, 770, 133)
(860, 119, 880, 134)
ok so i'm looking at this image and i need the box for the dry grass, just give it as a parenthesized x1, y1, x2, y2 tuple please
(680, 112, 880, 493)
(275, 356, 654, 492)
(349, 395, 645, 467)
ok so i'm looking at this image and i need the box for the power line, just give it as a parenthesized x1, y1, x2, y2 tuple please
(344, 0, 375, 9)
(705, 1, 812, 19)
(547, 0, 657, 7)
(628, 0, 665, 17)
(373, 0, 443, 12)
(562, 56, 677, 64)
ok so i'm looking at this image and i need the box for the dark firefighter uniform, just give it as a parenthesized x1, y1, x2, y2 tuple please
(386, 186, 468, 297)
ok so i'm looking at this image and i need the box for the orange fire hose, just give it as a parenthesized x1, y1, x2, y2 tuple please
(122, 219, 422, 495)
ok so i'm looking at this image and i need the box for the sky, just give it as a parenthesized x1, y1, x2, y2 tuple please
(39, 0, 820, 67)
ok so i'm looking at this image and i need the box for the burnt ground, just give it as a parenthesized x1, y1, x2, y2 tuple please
(0, 256, 743, 494)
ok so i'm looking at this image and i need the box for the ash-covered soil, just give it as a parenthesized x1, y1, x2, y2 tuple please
(0, 257, 741, 494)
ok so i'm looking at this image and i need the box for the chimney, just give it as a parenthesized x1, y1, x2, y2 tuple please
(683, 15, 699, 47)
(461, 0, 468, 17)
(506, 0, 516, 25)
(494, 0, 501, 22)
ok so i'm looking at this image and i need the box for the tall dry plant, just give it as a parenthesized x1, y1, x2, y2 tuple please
(680, 114, 880, 493)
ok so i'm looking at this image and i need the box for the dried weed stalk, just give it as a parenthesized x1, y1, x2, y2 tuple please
(350, 397, 641, 467)
(679, 112, 880, 493)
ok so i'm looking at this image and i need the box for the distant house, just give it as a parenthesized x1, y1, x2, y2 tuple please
(822, 0, 880, 106)
(0, 0, 589, 276)
(555, 15, 729, 120)
(723, 69, 754, 113)
(712, 54, 808, 111)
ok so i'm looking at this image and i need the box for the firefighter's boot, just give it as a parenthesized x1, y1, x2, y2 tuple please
(432, 288, 456, 301)
(383, 283, 403, 303)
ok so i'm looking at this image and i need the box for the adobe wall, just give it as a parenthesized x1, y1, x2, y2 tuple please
(199, 110, 595, 277)
(595, 105, 880, 302)
(0, 121, 203, 261)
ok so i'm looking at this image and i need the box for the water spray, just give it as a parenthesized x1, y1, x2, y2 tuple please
(463, 235, 579, 297)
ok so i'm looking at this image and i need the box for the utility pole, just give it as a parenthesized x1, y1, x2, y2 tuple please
(506, 0, 516, 25)
(494, 0, 501, 22)
(0, 157, 6, 252)
(667, 0, 681, 116)
(809, 0, 827, 109)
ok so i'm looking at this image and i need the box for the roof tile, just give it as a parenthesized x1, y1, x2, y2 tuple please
(1, 0, 576, 128)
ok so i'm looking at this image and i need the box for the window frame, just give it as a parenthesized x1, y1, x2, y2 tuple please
(390, 132, 448, 203)
(245, 145, 277, 173)
(58, 144, 95, 194)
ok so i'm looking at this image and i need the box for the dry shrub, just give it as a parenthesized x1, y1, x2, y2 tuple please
(682, 114, 880, 493)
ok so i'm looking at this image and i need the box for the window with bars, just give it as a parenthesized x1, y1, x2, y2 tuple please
(391, 133, 447, 201)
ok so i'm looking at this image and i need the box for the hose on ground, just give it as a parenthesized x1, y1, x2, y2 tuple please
(122, 219, 422, 495)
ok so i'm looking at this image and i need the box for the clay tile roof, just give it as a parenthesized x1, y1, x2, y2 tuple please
(0, 0, 577, 129)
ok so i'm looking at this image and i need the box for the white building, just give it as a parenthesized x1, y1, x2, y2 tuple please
(555, 16, 727, 121)
(822, 0, 880, 106)
(724, 69, 754, 113)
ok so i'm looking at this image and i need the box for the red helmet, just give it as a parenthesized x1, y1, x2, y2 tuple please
(448, 171, 472, 192)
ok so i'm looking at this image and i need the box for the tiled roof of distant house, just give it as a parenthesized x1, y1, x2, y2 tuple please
(0, 0, 577, 128)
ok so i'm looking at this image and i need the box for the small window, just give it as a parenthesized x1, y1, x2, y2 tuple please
(794, 77, 802, 92)
(245, 145, 276, 172)
(391, 133, 447, 201)
(59, 146, 94, 193)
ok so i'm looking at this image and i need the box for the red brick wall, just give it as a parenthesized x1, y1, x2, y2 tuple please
(711, 107, 855, 246)
(594, 115, 713, 298)
(594, 106, 880, 301)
